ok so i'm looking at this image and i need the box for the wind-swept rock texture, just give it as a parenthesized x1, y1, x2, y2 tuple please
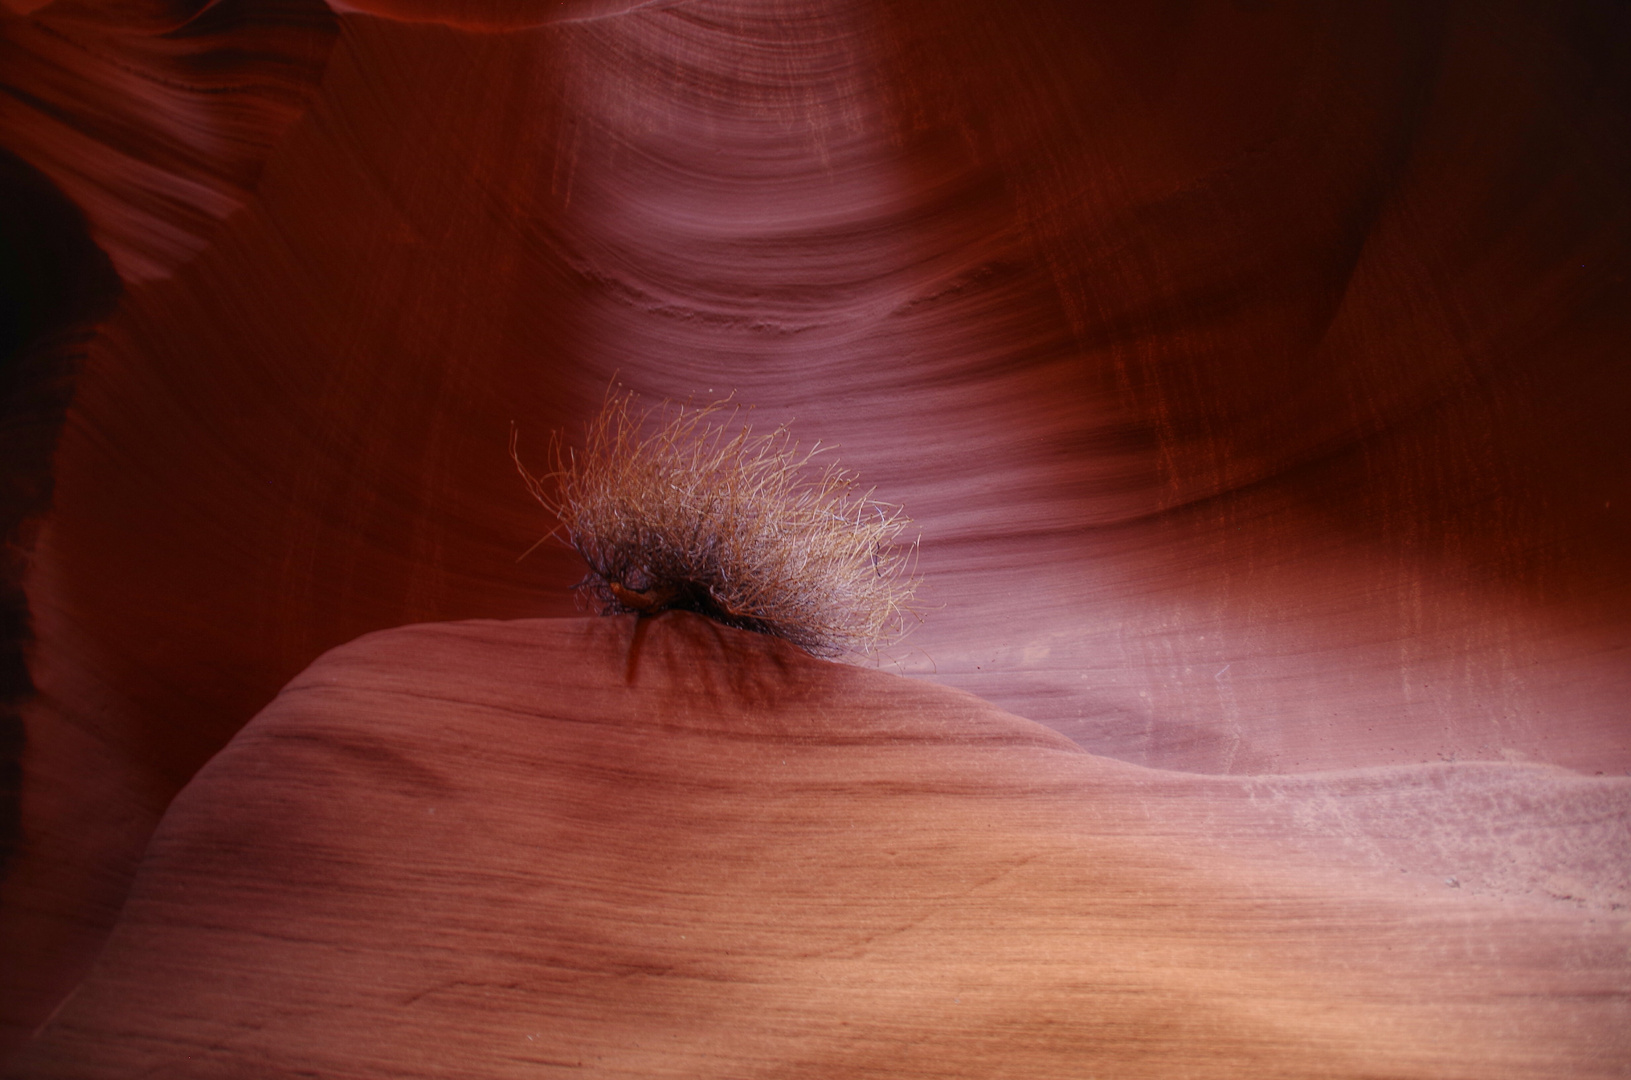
(2, 0, 1628, 1063)
(0, 0, 337, 281)
(10, 616, 1630, 1078)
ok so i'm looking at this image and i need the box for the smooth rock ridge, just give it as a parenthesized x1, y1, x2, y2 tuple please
(10, 614, 1627, 1078)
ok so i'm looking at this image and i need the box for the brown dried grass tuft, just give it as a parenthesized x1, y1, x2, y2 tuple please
(513, 390, 921, 659)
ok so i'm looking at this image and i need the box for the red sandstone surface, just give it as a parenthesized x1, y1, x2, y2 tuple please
(12, 616, 1631, 1077)
(1, 0, 1628, 1070)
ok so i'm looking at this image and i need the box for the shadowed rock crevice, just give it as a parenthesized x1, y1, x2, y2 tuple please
(0, 146, 120, 880)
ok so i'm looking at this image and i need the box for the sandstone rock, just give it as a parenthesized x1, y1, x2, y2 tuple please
(11, 616, 1628, 1077)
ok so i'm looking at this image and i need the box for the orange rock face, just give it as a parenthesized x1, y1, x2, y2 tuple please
(1, 0, 1628, 1063)
(12, 616, 1630, 1077)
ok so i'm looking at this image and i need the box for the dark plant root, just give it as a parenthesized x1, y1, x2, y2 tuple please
(604, 579, 676, 615)
(598, 575, 768, 635)
(575, 545, 857, 655)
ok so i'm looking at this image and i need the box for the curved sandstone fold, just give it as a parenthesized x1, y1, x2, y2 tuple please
(327, 0, 692, 32)
(12, 616, 1628, 1077)
(4, 0, 1629, 1065)
(0, 0, 338, 282)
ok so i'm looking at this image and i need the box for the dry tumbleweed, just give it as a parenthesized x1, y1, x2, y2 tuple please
(513, 391, 921, 659)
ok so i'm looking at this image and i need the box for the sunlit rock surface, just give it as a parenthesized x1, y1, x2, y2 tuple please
(2, 0, 1628, 1062)
(11, 616, 1630, 1077)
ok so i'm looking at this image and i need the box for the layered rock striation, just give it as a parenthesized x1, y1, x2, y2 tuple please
(12, 615, 1629, 1077)
(2, 0, 1628, 1059)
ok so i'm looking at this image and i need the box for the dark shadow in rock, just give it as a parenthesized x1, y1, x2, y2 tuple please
(0, 146, 120, 878)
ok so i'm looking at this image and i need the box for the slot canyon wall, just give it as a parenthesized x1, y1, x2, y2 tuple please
(1, 0, 1628, 1070)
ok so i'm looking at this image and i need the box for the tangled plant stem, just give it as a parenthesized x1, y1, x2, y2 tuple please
(513, 391, 921, 659)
